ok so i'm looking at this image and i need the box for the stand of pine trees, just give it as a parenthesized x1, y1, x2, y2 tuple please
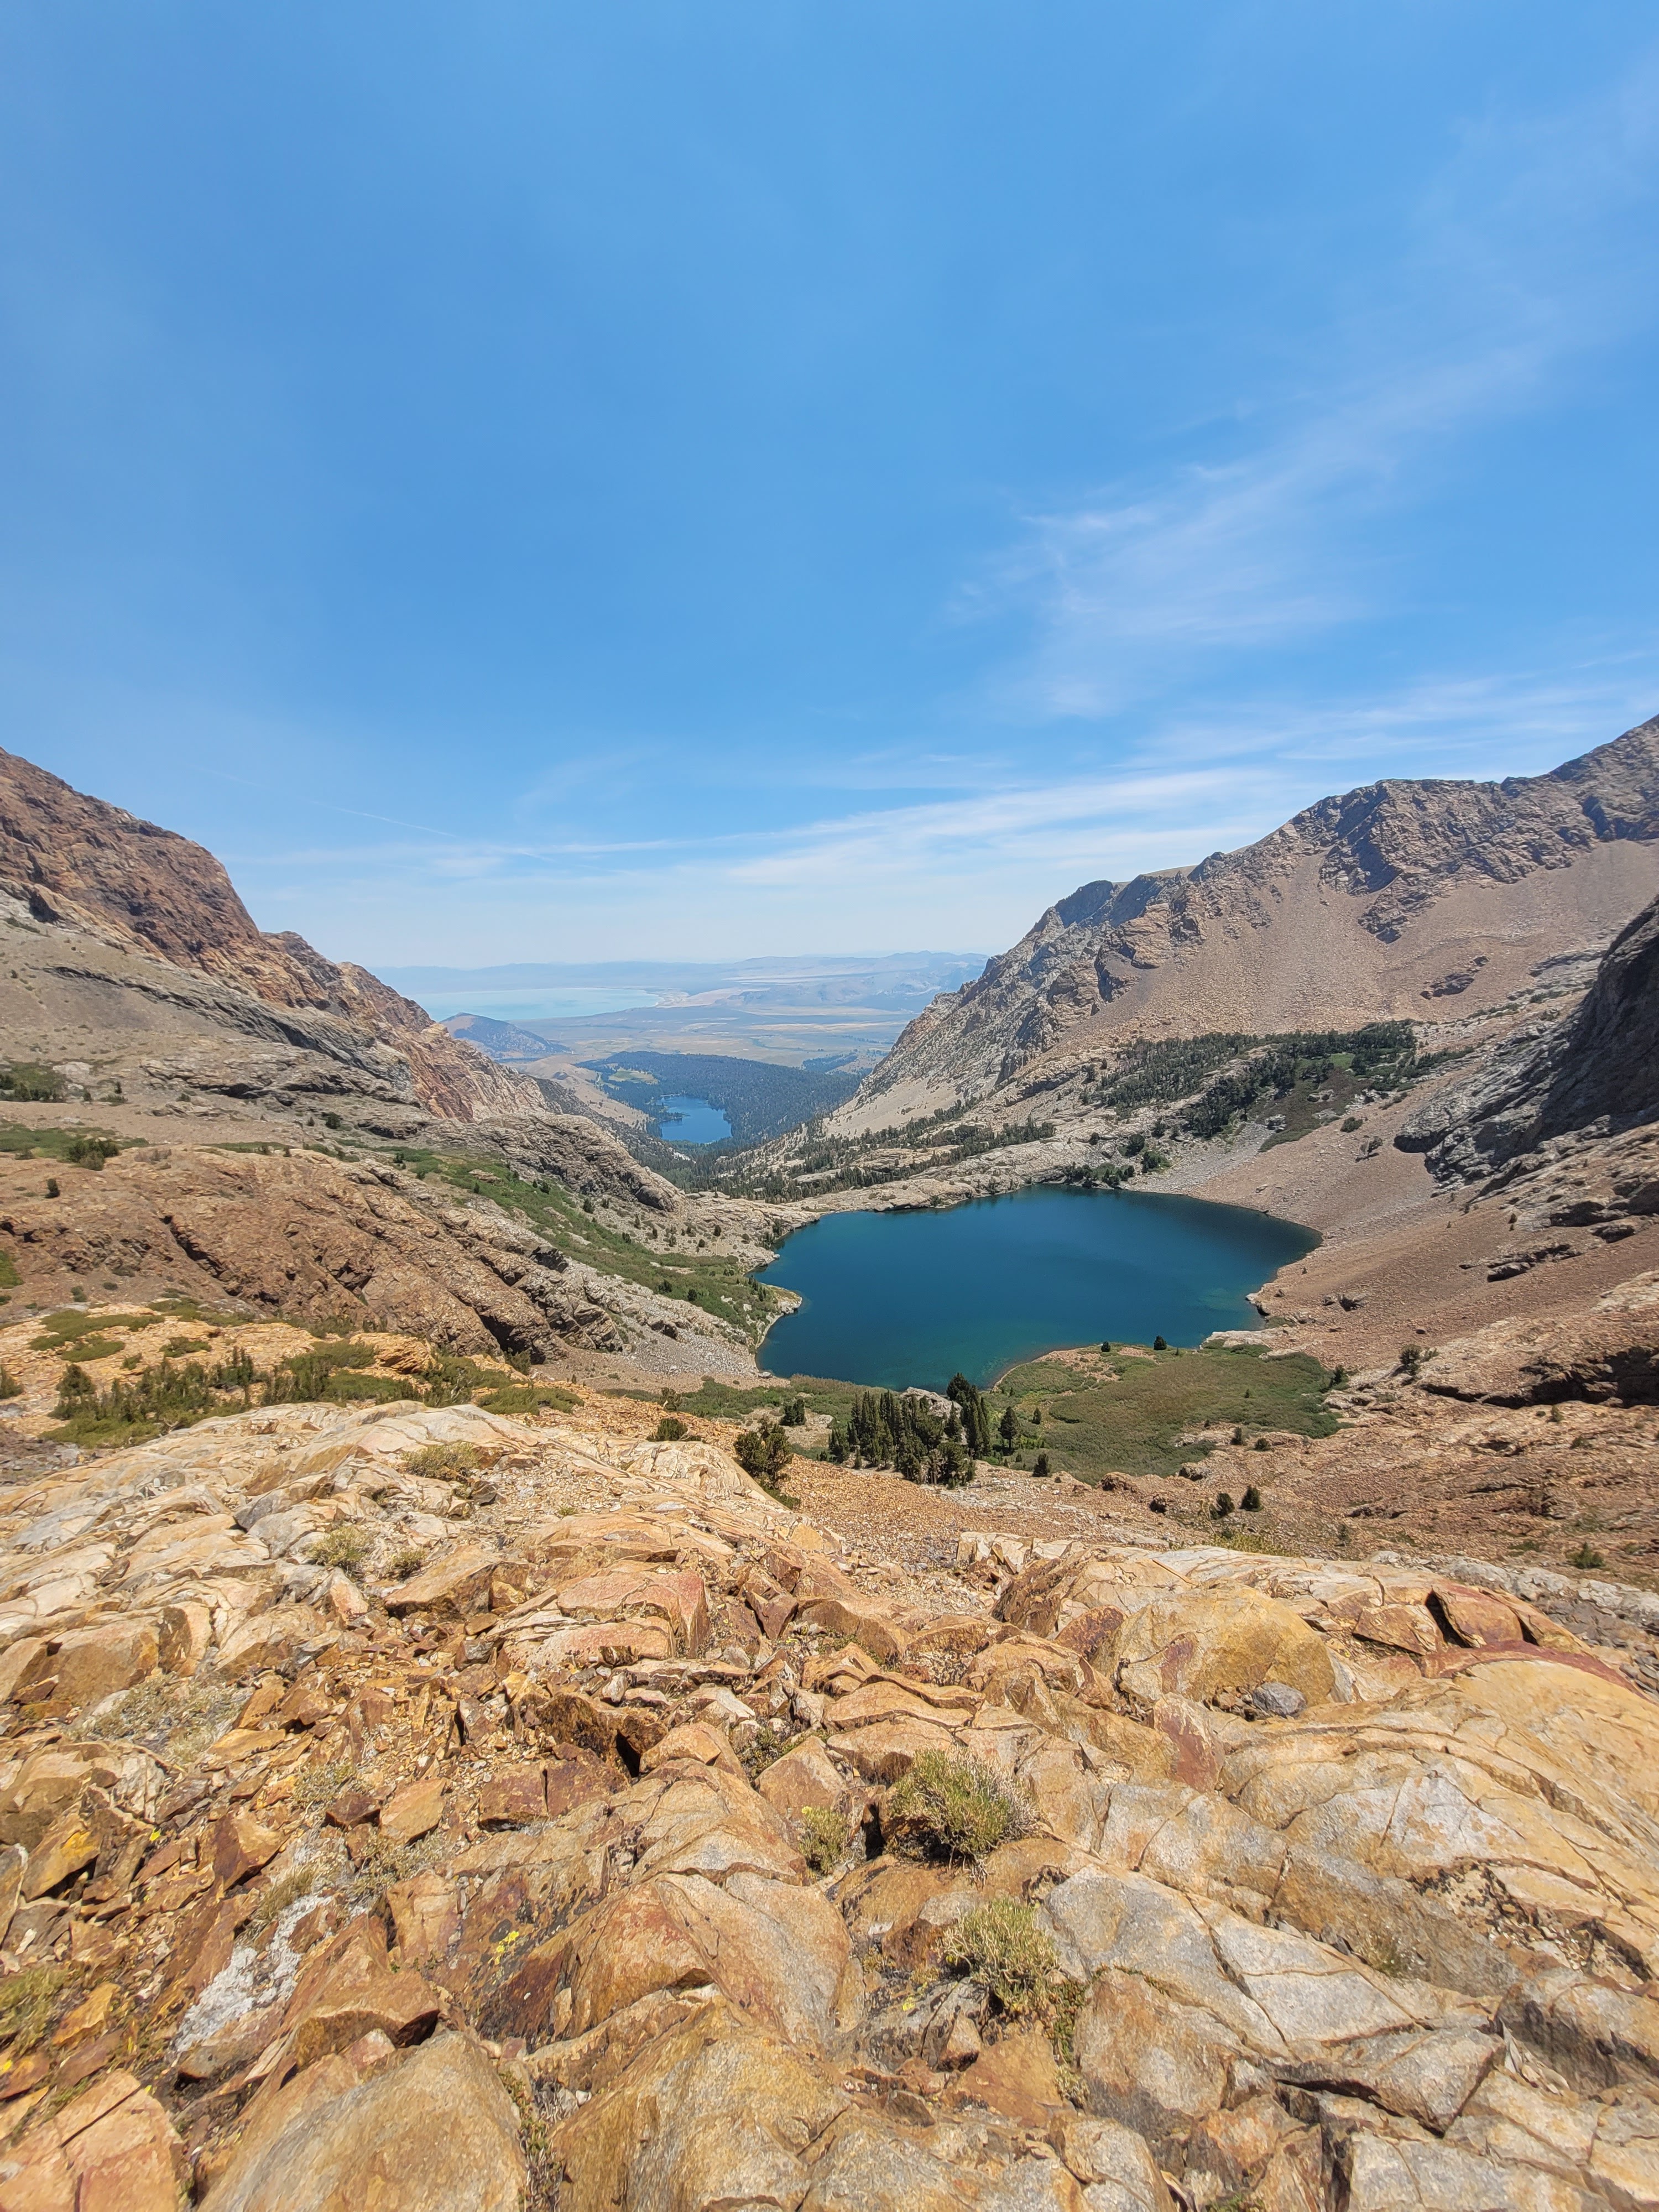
(826, 1389, 972, 1486)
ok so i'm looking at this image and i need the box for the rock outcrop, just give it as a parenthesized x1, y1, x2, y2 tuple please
(1400, 886, 1659, 1183)
(1, 1379, 1657, 2209)
(0, 748, 539, 1124)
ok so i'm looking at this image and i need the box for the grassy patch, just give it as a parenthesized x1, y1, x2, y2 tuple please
(884, 1750, 1030, 1865)
(673, 1375, 865, 1427)
(403, 1441, 482, 1480)
(0, 1965, 69, 2052)
(0, 1120, 140, 1161)
(30, 1308, 154, 1351)
(475, 1381, 578, 1417)
(993, 1343, 1339, 1484)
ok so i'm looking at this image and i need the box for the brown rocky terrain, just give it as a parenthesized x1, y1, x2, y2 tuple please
(0, 750, 538, 1126)
(822, 714, 1659, 1139)
(0, 1374, 1656, 2209)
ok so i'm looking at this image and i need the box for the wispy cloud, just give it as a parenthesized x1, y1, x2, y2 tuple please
(979, 55, 1659, 720)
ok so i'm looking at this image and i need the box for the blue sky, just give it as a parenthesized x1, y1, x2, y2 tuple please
(3, 3, 1658, 966)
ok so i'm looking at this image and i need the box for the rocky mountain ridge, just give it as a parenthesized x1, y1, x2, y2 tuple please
(838, 716, 1659, 1134)
(0, 751, 537, 1126)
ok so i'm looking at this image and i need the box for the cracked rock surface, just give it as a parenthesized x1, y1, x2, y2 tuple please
(0, 1385, 1656, 2208)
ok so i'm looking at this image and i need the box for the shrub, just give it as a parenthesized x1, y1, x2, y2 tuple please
(311, 1525, 369, 1572)
(0, 1063, 65, 1103)
(1330, 1366, 1348, 1388)
(1152, 1334, 1168, 1352)
(1571, 1542, 1607, 1570)
(1340, 1115, 1363, 1133)
(64, 1134, 119, 1171)
(653, 1415, 688, 1441)
(388, 1545, 429, 1580)
(1399, 1343, 1433, 1378)
(781, 1395, 807, 1427)
(1242, 1485, 1262, 1511)
(403, 1441, 482, 1481)
(45, 1178, 59, 1198)
(734, 1425, 791, 1485)
(942, 1900, 1082, 2045)
(798, 1808, 849, 1874)
(1031, 1452, 1051, 1478)
(0, 1966, 68, 2052)
(1213, 1492, 1234, 1517)
(884, 1750, 1029, 1864)
(0, 1365, 19, 1401)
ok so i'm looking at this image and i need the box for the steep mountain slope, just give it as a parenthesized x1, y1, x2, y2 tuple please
(1400, 886, 1659, 1181)
(842, 717, 1659, 1130)
(0, 749, 535, 1124)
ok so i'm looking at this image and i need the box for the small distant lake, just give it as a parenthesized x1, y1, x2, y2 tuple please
(656, 1095, 731, 1145)
(755, 1185, 1318, 1389)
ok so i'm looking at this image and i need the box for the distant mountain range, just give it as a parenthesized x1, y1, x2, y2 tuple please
(837, 715, 1659, 1130)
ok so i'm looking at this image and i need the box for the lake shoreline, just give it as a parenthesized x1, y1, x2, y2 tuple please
(750, 1183, 1321, 1393)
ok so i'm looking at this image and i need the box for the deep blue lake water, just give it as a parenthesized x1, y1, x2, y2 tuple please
(755, 1185, 1319, 1389)
(656, 1095, 731, 1145)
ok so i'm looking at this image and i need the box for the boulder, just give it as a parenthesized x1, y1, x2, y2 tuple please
(12, 1620, 158, 1711)
(1110, 1588, 1339, 1713)
(550, 2000, 846, 2212)
(200, 2031, 524, 2212)
(216, 1604, 328, 1680)
(0, 2070, 184, 2212)
(383, 1545, 499, 1621)
(757, 1736, 859, 1824)
(378, 1777, 446, 1845)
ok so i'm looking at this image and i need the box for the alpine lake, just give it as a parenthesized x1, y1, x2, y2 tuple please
(755, 1185, 1318, 1392)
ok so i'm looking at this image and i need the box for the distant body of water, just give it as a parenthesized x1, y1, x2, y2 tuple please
(415, 986, 662, 1023)
(755, 1185, 1318, 1389)
(656, 1095, 731, 1145)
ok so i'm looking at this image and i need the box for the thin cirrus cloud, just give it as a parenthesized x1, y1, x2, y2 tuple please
(979, 56, 1659, 723)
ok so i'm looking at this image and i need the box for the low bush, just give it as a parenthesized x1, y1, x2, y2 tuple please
(653, 1415, 688, 1441)
(403, 1441, 482, 1481)
(311, 1525, 369, 1572)
(64, 1134, 119, 1170)
(942, 1898, 1061, 2021)
(797, 1808, 849, 1875)
(884, 1749, 1029, 1864)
